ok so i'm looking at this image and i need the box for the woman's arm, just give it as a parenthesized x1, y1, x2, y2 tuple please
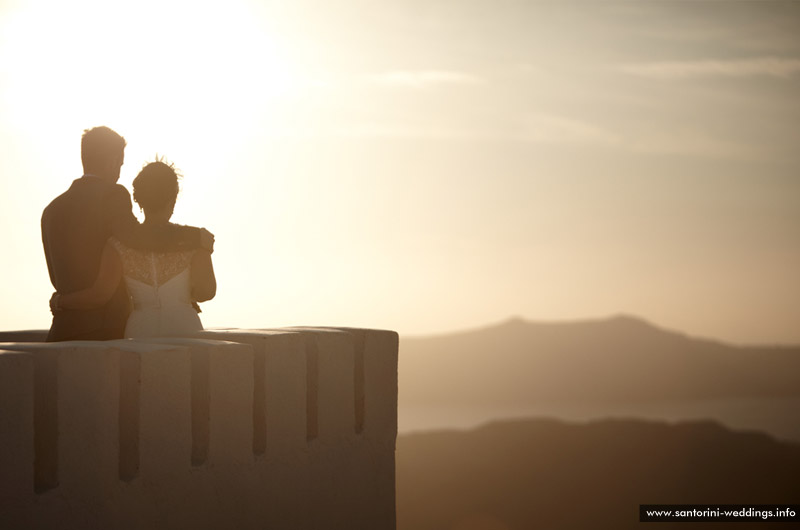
(190, 249, 216, 303)
(54, 241, 122, 310)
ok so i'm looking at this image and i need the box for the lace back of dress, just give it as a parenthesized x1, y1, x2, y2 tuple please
(111, 237, 204, 338)
(110, 237, 194, 288)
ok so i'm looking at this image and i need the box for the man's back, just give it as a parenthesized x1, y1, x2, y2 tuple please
(42, 176, 133, 340)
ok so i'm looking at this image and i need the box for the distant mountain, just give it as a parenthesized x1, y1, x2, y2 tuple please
(399, 315, 800, 405)
(396, 418, 800, 530)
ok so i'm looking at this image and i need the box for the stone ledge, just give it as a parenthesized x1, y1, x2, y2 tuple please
(0, 327, 398, 530)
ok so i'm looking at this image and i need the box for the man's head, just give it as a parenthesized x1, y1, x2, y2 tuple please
(81, 126, 126, 182)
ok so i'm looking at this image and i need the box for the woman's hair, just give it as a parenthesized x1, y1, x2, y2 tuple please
(133, 159, 181, 213)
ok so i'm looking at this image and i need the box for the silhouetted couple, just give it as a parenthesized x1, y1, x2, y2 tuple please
(42, 126, 216, 341)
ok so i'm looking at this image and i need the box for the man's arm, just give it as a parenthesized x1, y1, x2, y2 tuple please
(41, 210, 57, 288)
(106, 184, 214, 252)
(158, 223, 215, 253)
(52, 241, 122, 310)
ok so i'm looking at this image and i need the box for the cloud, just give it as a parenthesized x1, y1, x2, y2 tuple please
(332, 114, 619, 150)
(520, 114, 621, 146)
(330, 113, 621, 146)
(333, 122, 498, 140)
(617, 57, 800, 79)
(364, 70, 485, 88)
(627, 131, 762, 160)
(518, 114, 762, 160)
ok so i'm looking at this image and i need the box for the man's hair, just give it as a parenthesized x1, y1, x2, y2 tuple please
(81, 126, 126, 173)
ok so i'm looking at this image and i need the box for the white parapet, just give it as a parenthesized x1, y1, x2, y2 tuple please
(0, 350, 35, 529)
(194, 330, 307, 453)
(0, 326, 398, 530)
(0, 330, 49, 342)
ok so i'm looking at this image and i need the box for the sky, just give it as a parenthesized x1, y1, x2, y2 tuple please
(1, 0, 799, 344)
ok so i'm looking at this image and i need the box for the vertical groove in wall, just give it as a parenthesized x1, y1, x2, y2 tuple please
(191, 350, 210, 466)
(306, 337, 319, 441)
(33, 351, 58, 493)
(352, 330, 366, 434)
(252, 348, 266, 455)
(118, 351, 140, 481)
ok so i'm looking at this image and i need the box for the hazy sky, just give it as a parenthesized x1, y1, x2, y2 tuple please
(1, 0, 798, 344)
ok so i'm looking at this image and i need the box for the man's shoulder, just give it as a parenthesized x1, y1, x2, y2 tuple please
(42, 179, 131, 221)
(108, 181, 130, 195)
(85, 178, 130, 199)
(42, 184, 73, 222)
(104, 182, 132, 204)
(72, 178, 131, 206)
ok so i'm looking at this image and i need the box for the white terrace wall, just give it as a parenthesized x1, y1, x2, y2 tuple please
(0, 327, 398, 530)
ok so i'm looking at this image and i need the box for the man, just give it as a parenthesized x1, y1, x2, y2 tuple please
(42, 126, 213, 341)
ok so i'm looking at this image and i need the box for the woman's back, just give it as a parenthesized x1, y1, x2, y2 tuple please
(110, 237, 202, 338)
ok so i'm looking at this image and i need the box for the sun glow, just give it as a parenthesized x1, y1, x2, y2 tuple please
(1, 0, 299, 195)
(0, 0, 365, 331)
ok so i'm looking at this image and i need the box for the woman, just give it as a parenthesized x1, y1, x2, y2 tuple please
(50, 160, 216, 338)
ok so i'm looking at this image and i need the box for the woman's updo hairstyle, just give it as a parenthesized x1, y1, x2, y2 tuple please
(133, 158, 181, 213)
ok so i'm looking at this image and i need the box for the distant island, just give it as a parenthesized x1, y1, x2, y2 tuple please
(396, 417, 800, 530)
(399, 315, 800, 440)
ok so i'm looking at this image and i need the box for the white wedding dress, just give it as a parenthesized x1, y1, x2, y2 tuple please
(110, 237, 203, 338)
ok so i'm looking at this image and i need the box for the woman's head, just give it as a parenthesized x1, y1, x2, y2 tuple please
(133, 160, 180, 219)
